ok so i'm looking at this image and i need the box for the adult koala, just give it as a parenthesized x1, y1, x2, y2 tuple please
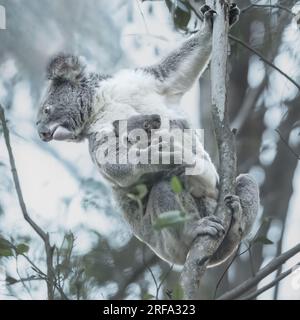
(36, 5, 259, 266)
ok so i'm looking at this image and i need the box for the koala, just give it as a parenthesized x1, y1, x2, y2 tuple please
(112, 114, 219, 199)
(110, 113, 258, 266)
(36, 4, 259, 266)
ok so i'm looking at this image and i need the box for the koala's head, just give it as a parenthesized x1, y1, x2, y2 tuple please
(36, 54, 94, 142)
(113, 114, 162, 146)
(113, 114, 162, 137)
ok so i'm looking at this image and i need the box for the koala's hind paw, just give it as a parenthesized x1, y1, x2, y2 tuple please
(190, 216, 225, 240)
(224, 194, 244, 231)
(229, 3, 240, 26)
(224, 194, 246, 237)
(224, 195, 241, 214)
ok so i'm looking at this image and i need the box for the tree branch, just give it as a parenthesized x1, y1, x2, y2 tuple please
(180, 0, 236, 299)
(241, 4, 295, 16)
(229, 35, 300, 92)
(275, 128, 300, 160)
(0, 103, 58, 300)
(241, 264, 296, 300)
(217, 242, 300, 300)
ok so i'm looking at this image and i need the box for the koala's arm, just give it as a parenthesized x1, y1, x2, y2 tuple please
(142, 4, 240, 98)
(143, 9, 213, 97)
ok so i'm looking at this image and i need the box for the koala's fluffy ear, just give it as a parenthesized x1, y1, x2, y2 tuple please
(47, 54, 85, 82)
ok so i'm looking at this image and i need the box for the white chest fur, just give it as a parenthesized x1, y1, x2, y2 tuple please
(88, 69, 186, 133)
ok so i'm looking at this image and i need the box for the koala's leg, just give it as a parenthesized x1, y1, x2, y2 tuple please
(208, 174, 259, 267)
(142, 179, 225, 265)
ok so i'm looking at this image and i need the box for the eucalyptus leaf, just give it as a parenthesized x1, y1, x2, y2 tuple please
(254, 236, 274, 245)
(0, 248, 14, 257)
(143, 293, 155, 300)
(153, 210, 191, 230)
(171, 176, 183, 194)
(172, 282, 184, 300)
(15, 243, 30, 255)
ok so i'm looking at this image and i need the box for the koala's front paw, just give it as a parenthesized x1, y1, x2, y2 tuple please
(229, 3, 240, 26)
(200, 4, 216, 28)
(190, 216, 225, 240)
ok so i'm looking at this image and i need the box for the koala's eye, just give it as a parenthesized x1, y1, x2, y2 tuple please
(152, 120, 161, 129)
(44, 106, 51, 115)
(143, 121, 150, 130)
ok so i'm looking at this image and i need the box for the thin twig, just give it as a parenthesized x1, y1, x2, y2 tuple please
(241, 4, 295, 16)
(156, 263, 174, 300)
(275, 128, 300, 160)
(0, 104, 60, 300)
(213, 242, 257, 299)
(111, 253, 158, 299)
(214, 245, 241, 299)
(15, 255, 33, 299)
(218, 242, 300, 300)
(241, 264, 296, 300)
(6, 275, 44, 285)
(229, 35, 300, 92)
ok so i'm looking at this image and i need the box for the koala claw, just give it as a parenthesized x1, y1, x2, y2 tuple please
(225, 194, 246, 237)
(224, 194, 241, 211)
(200, 4, 216, 16)
(224, 194, 243, 229)
(229, 3, 240, 26)
(200, 3, 239, 27)
(191, 216, 225, 240)
(200, 4, 216, 27)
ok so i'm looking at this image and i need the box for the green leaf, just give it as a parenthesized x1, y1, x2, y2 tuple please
(127, 184, 148, 201)
(254, 236, 274, 245)
(15, 243, 30, 255)
(143, 293, 155, 300)
(0, 237, 13, 256)
(0, 237, 12, 248)
(153, 211, 191, 230)
(0, 248, 14, 257)
(171, 176, 183, 194)
(135, 184, 148, 199)
(6, 275, 18, 285)
(173, 283, 184, 300)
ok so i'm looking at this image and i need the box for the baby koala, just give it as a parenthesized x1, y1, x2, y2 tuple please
(113, 114, 219, 199)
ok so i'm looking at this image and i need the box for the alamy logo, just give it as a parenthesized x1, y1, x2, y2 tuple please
(96, 119, 205, 176)
(0, 5, 6, 30)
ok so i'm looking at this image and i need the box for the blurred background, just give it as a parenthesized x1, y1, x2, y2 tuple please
(0, 0, 300, 300)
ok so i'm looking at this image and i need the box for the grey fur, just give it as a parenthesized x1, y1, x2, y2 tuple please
(143, 4, 240, 94)
(35, 5, 258, 267)
(112, 172, 258, 266)
(37, 54, 109, 142)
(109, 114, 259, 266)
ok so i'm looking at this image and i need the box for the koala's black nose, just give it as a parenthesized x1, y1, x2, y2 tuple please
(37, 124, 52, 141)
